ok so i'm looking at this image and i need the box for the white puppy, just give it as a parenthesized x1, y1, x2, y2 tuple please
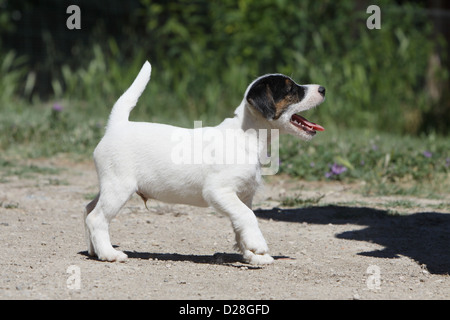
(85, 61, 325, 264)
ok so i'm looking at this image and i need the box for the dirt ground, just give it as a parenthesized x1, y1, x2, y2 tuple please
(0, 156, 449, 300)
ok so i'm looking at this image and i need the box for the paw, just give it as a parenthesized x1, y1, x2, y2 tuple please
(243, 250, 274, 265)
(236, 230, 273, 264)
(237, 229, 269, 255)
(97, 249, 128, 262)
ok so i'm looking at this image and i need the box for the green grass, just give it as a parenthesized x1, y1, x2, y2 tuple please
(0, 99, 106, 158)
(277, 195, 450, 214)
(278, 129, 450, 198)
(0, 156, 62, 183)
(280, 193, 325, 207)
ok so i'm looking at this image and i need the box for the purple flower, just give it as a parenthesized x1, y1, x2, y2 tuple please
(422, 151, 432, 158)
(325, 163, 347, 178)
(331, 163, 347, 175)
(445, 158, 450, 168)
(52, 103, 63, 112)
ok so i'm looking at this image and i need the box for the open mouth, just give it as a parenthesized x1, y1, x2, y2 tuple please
(290, 113, 325, 135)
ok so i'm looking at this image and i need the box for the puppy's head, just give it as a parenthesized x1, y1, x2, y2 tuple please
(245, 74, 325, 141)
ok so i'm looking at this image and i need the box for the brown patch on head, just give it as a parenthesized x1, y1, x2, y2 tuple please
(273, 80, 301, 119)
(247, 75, 305, 120)
(274, 80, 301, 119)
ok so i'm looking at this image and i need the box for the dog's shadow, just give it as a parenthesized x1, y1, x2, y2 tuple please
(79, 250, 290, 269)
(79, 205, 449, 274)
(125, 251, 272, 269)
(255, 205, 450, 275)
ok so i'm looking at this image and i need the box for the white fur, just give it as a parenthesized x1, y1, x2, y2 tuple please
(84, 61, 325, 264)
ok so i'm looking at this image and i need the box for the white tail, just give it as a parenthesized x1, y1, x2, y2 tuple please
(107, 61, 152, 128)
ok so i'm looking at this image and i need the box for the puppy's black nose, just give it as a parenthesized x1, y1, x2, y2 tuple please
(318, 86, 326, 97)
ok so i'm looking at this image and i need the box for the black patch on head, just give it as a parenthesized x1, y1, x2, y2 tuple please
(246, 75, 305, 119)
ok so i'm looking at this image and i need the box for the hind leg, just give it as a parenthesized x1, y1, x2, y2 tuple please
(84, 193, 99, 257)
(84, 185, 134, 262)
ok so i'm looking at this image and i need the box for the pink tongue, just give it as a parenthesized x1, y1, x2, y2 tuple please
(294, 114, 325, 131)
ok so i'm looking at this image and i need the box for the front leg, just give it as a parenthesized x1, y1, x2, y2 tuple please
(204, 188, 273, 265)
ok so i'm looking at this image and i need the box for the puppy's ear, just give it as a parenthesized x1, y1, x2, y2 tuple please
(246, 83, 276, 119)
